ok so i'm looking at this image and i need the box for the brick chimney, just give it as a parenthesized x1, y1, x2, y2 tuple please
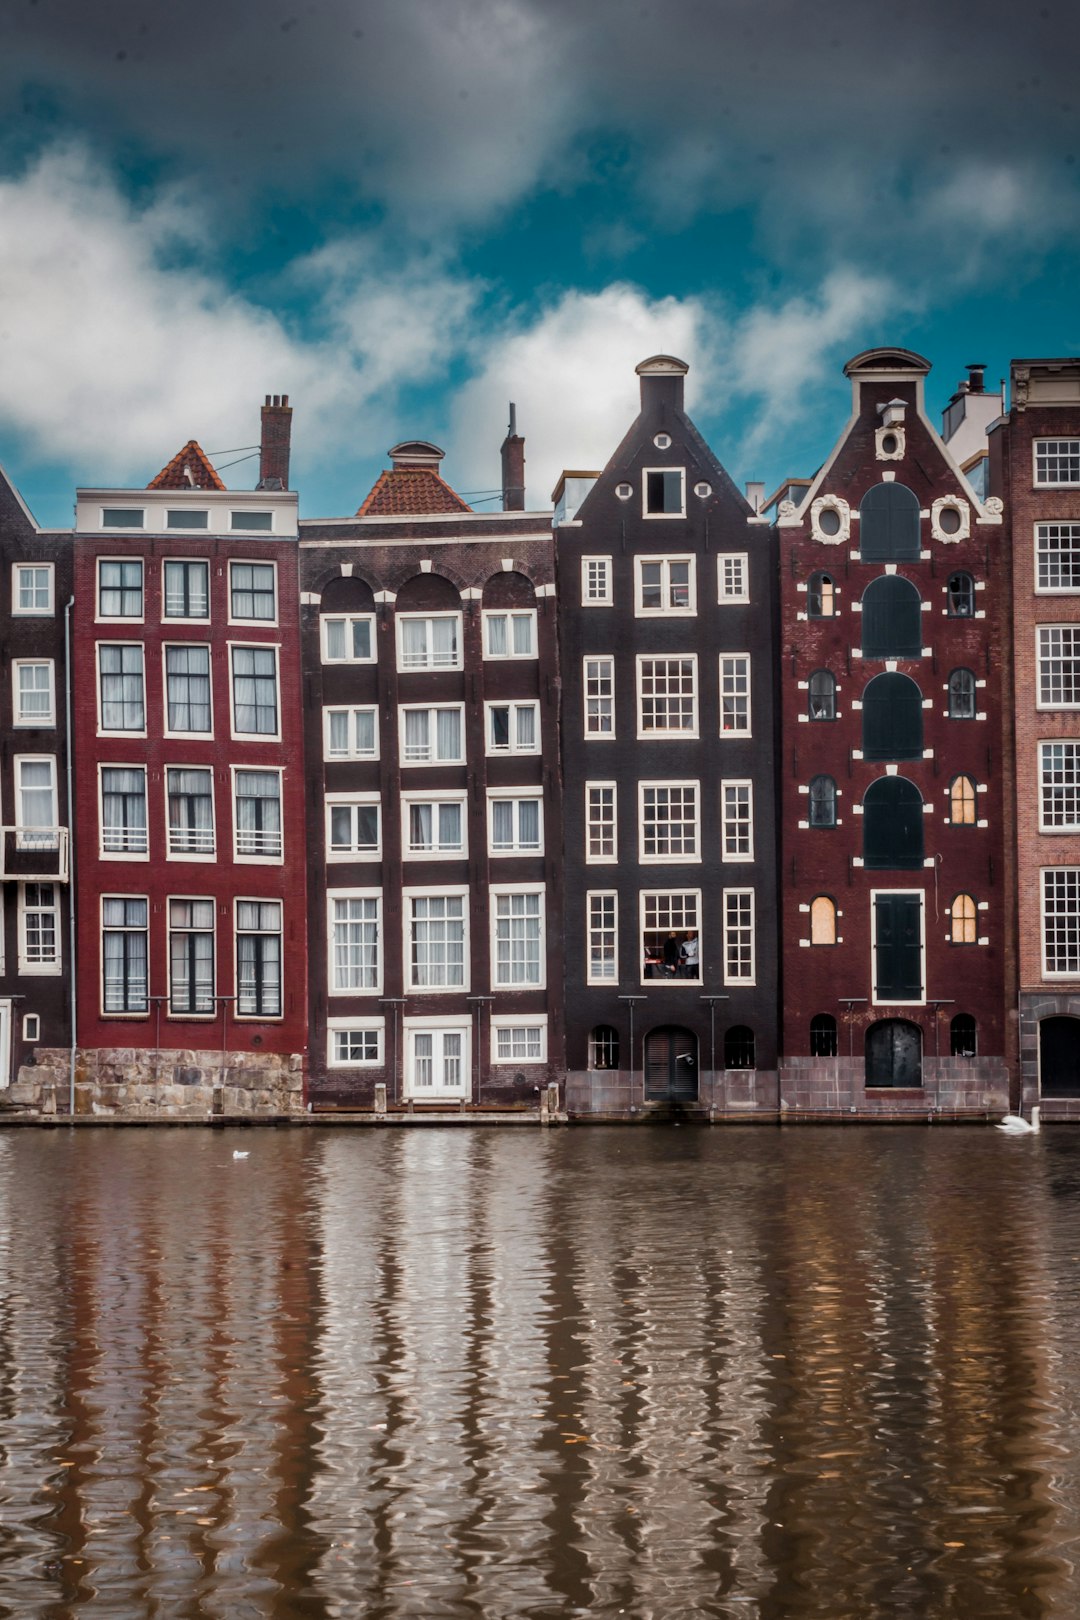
(258, 394, 292, 490)
(500, 403, 526, 511)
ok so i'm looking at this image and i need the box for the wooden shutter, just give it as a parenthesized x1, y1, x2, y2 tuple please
(874, 895, 923, 999)
(860, 483, 920, 561)
(864, 778, 924, 868)
(861, 576, 922, 658)
(863, 673, 923, 761)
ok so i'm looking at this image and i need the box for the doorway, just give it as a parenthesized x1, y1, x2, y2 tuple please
(644, 1025, 698, 1103)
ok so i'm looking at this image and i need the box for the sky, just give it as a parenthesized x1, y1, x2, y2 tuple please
(0, 0, 1078, 527)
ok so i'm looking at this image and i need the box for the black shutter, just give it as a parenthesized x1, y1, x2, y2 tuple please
(864, 778, 924, 868)
(860, 484, 920, 561)
(861, 576, 922, 657)
(863, 673, 923, 760)
(874, 895, 923, 999)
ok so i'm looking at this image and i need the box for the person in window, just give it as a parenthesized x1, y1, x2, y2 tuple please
(680, 931, 699, 979)
(663, 932, 680, 977)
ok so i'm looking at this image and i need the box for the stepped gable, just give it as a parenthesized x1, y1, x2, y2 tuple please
(147, 440, 226, 491)
(356, 440, 472, 516)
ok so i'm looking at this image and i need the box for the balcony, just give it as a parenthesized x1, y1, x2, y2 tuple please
(0, 827, 70, 882)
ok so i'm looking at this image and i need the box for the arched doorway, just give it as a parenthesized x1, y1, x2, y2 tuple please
(865, 1019, 923, 1088)
(644, 1025, 698, 1103)
(1040, 1017, 1080, 1097)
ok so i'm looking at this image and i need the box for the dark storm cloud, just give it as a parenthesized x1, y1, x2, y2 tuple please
(2, 0, 1078, 257)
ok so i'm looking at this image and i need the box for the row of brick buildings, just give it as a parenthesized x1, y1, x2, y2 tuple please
(0, 347, 1077, 1120)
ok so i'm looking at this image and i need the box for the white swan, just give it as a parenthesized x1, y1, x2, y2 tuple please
(996, 1107, 1041, 1134)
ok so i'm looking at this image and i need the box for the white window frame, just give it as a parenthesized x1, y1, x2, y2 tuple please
(722, 888, 756, 986)
(166, 764, 216, 861)
(99, 893, 149, 1012)
(18, 883, 61, 976)
(162, 558, 211, 622)
(97, 642, 146, 737)
(721, 780, 754, 863)
(585, 781, 617, 863)
(326, 792, 382, 862)
(230, 509, 275, 533)
(323, 705, 379, 762)
(487, 791, 544, 856)
(96, 557, 145, 623)
(404, 886, 470, 993)
(231, 766, 284, 864)
(491, 885, 546, 989)
(162, 643, 214, 738)
(870, 888, 926, 1006)
(12, 563, 54, 616)
(581, 556, 613, 606)
(484, 699, 540, 756)
(491, 1016, 548, 1064)
(13, 660, 55, 728)
(403, 1016, 471, 1101)
(227, 559, 278, 626)
(401, 792, 468, 860)
(327, 888, 382, 997)
(395, 612, 463, 672)
(233, 897, 284, 1020)
(327, 1016, 385, 1069)
(717, 553, 750, 604)
(634, 554, 696, 617)
(584, 657, 616, 737)
(636, 654, 698, 739)
(587, 891, 618, 984)
(639, 889, 701, 987)
(166, 895, 217, 1019)
(638, 780, 700, 863)
(719, 653, 752, 736)
(481, 609, 538, 659)
(398, 704, 466, 766)
(1034, 439, 1080, 487)
(1042, 868, 1080, 977)
(1035, 523, 1080, 593)
(228, 642, 281, 741)
(165, 508, 209, 532)
(642, 466, 687, 518)
(1039, 740, 1080, 832)
(320, 613, 377, 665)
(14, 755, 58, 849)
(1037, 626, 1080, 710)
(99, 763, 149, 860)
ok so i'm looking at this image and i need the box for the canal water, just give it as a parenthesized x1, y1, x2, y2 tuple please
(1, 1126, 1078, 1619)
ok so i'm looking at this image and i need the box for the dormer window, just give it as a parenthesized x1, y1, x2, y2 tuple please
(643, 469, 685, 517)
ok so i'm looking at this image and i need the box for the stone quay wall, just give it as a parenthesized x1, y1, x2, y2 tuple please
(5, 1048, 305, 1119)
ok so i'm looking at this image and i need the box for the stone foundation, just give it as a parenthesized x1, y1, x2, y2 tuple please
(4, 1047, 305, 1120)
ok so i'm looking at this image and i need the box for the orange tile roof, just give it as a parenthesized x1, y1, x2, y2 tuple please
(357, 467, 471, 516)
(147, 440, 226, 491)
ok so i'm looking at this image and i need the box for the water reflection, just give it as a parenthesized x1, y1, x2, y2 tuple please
(0, 1127, 1078, 1616)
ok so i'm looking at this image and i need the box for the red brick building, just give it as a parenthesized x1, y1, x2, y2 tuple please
(776, 348, 1011, 1115)
(991, 359, 1080, 1115)
(68, 402, 308, 1110)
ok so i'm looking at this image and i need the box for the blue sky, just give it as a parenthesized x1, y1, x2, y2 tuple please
(1, 0, 1078, 526)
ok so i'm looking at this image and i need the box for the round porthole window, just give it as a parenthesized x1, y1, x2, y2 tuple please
(880, 432, 899, 455)
(653, 433, 672, 450)
(818, 506, 841, 536)
(939, 505, 962, 534)
(694, 481, 712, 499)
(615, 482, 633, 500)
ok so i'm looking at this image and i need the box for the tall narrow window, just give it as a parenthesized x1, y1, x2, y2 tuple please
(231, 647, 278, 736)
(16, 759, 57, 847)
(493, 891, 544, 987)
(723, 890, 754, 983)
(1040, 741, 1080, 830)
(721, 782, 753, 860)
(949, 775, 977, 825)
(163, 559, 209, 619)
(234, 770, 283, 859)
(946, 571, 975, 617)
(22, 883, 58, 970)
(810, 895, 837, 945)
(330, 895, 380, 991)
(14, 661, 54, 727)
(102, 897, 149, 1013)
(409, 895, 466, 988)
(99, 645, 145, 732)
(951, 893, 977, 944)
(807, 572, 835, 618)
(810, 1013, 838, 1057)
(167, 767, 214, 856)
(587, 893, 617, 982)
(809, 775, 837, 828)
(236, 900, 282, 1016)
(861, 576, 922, 658)
(948, 668, 976, 719)
(639, 657, 697, 735)
(165, 645, 212, 733)
(862, 672, 923, 760)
(808, 670, 836, 720)
(719, 656, 750, 734)
(586, 784, 616, 861)
(581, 557, 612, 605)
(98, 560, 143, 618)
(585, 658, 616, 735)
(101, 767, 148, 855)
(168, 899, 215, 1015)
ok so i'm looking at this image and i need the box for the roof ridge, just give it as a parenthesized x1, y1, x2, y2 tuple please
(147, 439, 226, 491)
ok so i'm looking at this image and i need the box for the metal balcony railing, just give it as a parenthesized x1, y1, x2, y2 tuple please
(0, 827, 70, 881)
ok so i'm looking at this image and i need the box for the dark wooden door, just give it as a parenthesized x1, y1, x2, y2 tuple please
(1040, 1017, 1080, 1097)
(645, 1026, 698, 1103)
(866, 1020, 922, 1088)
(874, 894, 923, 999)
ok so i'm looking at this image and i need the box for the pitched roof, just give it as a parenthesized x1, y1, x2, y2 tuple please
(147, 440, 226, 491)
(356, 466, 472, 516)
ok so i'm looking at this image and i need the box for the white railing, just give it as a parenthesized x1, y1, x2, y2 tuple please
(0, 827, 69, 881)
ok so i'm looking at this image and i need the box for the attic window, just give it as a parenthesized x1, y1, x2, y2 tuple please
(616, 483, 633, 501)
(231, 510, 274, 532)
(653, 433, 672, 450)
(818, 507, 841, 537)
(102, 507, 144, 529)
(694, 482, 712, 499)
(167, 509, 209, 530)
(938, 505, 962, 535)
(644, 469, 685, 517)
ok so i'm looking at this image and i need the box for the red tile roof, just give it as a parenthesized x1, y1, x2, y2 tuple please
(147, 440, 226, 491)
(357, 467, 471, 516)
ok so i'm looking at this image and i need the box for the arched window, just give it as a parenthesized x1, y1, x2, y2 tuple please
(808, 670, 836, 720)
(808, 572, 836, 618)
(589, 1026, 619, 1070)
(724, 1026, 755, 1069)
(810, 1013, 838, 1057)
(948, 668, 976, 719)
(951, 1014, 977, 1057)
(810, 895, 837, 944)
(861, 575, 922, 658)
(860, 482, 920, 562)
(863, 777, 924, 868)
(949, 774, 977, 825)
(809, 775, 837, 827)
(951, 893, 977, 944)
(862, 672, 923, 760)
(946, 572, 975, 617)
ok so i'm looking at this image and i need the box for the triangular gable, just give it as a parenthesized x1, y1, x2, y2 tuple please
(147, 440, 226, 491)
